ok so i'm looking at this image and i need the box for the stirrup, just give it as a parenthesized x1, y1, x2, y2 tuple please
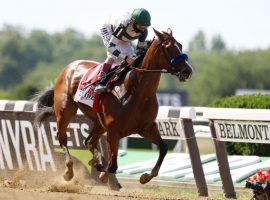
(94, 85, 107, 94)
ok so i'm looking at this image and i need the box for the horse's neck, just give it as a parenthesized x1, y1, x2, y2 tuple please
(126, 47, 161, 101)
(138, 65, 160, 97)
(139, 43, 161, 96)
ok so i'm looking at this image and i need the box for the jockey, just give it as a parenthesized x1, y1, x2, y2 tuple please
(94, 8, 151, 94)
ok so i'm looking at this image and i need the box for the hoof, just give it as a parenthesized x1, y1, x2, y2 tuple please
(63, 160, 74, 181)
(99, 172, 109, 184)
(63, 171, 73, 181)
(139, 173, 152, 184)
(108, 173, 122, 191)
(109, 182, 122, 191)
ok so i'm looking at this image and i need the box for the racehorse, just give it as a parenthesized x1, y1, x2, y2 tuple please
(33, 28, 193, 190)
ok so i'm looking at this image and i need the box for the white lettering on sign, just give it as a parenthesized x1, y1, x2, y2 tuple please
(38, 125, 56, 171)
(6, 120, 23, 168)
(81, 123, 90, 145)
(48, 122, 90, 148)
(69, 123, 81, 147)
(21, 120, 42, 171)
(214, 120, 270, 143)
(0, 118, 90, 171)
(49, 122, 58, 146)
(0, 120, 13, 169)
(0, 120, 56, 171)
(157, 118, 184, 139)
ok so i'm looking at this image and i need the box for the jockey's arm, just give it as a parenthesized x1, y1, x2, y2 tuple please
(136, 29, 148, 54)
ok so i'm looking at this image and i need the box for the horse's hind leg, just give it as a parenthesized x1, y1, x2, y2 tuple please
(104, 133, 122, 190)
(54, 97, 78, 181)
(86, 124, 106, 171)
(139, 122, 168, 184)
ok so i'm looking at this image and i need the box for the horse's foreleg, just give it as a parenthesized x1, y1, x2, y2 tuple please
(139, 122, 168, 184)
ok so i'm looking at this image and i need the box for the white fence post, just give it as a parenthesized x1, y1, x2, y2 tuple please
(209, 120, 236, 199)
(181, 107, 208, 197)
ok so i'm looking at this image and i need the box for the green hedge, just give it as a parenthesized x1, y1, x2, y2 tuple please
(209, 94, 270, 156)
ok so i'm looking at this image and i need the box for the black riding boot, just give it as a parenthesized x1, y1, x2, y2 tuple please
(94, 63, 112, 94)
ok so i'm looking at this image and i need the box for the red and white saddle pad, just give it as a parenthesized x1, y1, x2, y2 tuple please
(74, 64, 103, 111)
(74, 63, 130, 112)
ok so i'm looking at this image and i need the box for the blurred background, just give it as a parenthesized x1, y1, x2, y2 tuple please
(0, 0, 270, 106)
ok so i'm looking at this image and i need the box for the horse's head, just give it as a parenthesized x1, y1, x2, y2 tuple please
(152, 28, 193, 82)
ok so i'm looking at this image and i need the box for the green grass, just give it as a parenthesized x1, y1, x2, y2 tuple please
(54, 148, 93, 172)
(54, 148, 160, 171)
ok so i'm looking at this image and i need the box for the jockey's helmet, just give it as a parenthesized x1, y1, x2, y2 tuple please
(131, 8, 151, 26)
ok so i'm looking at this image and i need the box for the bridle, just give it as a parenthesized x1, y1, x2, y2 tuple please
(130, 36, 189, 77)
(157, 36, 189, 76)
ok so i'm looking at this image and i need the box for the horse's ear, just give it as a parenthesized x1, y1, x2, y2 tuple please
(167, 28, 173, 36)
(153, 28, 164, 41)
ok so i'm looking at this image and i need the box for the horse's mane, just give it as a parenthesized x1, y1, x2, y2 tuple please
(133, 39, 154, 67)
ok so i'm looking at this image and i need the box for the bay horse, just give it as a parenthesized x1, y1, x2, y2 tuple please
(33, 28, 193, 190)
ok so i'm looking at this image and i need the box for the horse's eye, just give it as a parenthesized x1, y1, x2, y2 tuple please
(165, 44, 170, 49)
(163, 41, 171, 49)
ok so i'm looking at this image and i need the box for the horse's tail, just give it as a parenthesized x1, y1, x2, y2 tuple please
(32, 87, 55, 128)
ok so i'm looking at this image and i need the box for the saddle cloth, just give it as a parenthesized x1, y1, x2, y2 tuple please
(74, 64, 103, 112)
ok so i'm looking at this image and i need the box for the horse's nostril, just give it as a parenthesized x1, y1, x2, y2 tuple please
(183, 68, 192, 75)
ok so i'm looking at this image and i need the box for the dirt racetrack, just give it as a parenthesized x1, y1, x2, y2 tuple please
(0, 169, 190, 200)
(0, 166, 251, 200)
(0, 178, 187, 200)
(0, 187, 131, 200)
(0, 156, 194, 200)
(0, 176, 252, 200)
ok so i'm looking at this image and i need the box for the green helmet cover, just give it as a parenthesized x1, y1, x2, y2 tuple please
(131, 8, 151, 26)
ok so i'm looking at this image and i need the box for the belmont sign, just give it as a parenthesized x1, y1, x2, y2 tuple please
(214, 120, 270, 143)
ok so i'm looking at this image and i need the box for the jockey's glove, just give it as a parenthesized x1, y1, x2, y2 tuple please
(136, 46, 147, 56)
(125, 55, 137, 65)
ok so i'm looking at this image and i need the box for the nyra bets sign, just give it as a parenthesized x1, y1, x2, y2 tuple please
(214, 120, 270, 143)
(0, 111, 92, 172)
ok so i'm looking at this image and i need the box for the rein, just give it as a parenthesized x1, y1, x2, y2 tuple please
(129, 65, 170, 73)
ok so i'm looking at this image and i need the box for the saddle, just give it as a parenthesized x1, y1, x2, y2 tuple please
(105, 62, 131, 91)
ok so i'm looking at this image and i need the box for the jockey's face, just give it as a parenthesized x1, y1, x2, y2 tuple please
(132, 21, 149, 33)
(137, 24, 148, 32)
